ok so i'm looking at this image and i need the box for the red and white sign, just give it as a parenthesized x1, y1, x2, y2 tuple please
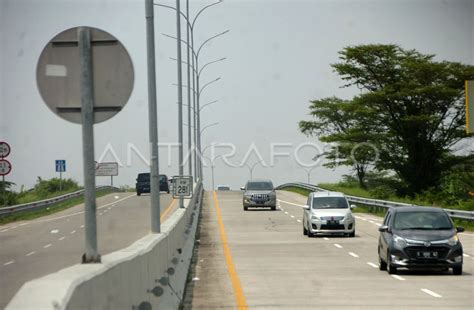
(0, 159, 12, 176)
(0, 142, 11, 158)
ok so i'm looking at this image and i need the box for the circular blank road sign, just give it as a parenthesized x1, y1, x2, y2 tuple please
(0, 142, 11, 158)
(36, 26, 134, 124)
(0, 159, 12, 176)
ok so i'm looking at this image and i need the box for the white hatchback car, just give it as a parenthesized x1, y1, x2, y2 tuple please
(303, 191, 356, 237)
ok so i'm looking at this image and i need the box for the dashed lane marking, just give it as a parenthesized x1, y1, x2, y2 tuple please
(334, 244, 343, 249)
(348, 252, 359, 258)
(26, 251, 35, 257)
(367, 262, 378, 268)
(43, 244, 52, 249)
(3, 260, 15, 266)
(421, 289, 442, 298)
(391, 275, 405, 281)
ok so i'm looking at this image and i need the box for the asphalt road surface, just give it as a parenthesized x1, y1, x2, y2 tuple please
(182, 190, 474, 309)
(0, 192, 176, 309)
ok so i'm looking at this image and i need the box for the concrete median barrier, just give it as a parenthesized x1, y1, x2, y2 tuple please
(6, 183, 203, 310)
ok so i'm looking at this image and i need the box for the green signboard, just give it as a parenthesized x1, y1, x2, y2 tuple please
(467, 81, 474, 134)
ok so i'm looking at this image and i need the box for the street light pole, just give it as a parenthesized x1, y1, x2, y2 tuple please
(176, 0, 184, 208)
(245, 160, 264, 180)
(145, 0, 161, 233)
(185, 0, 192, 178)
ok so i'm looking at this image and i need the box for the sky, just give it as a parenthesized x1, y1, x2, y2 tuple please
(1, 0, 473, 191)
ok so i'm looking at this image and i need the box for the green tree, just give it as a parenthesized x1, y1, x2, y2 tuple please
(302, 44, 474, 195)
(300, 97, 379, 188)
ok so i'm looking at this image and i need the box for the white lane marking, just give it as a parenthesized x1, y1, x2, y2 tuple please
(297, 219, 302, 223)
(323, 237, 329, 241)
(334, 244, 343, 249)
(421, 289, 442, 298)
(3, 260, 15, 266)
(70, 230, 76, 234)
(349, 252, 359, 258)
(367, 262, 378, 268)
(277, 199, 303, 207)
(290, 215, 295, 218)
(375, 223, 382, 227)
(114, 195, 120, 199)
(80, 225, 84, 228)
(369, 220, 375, 224)
(354, 216, 362, 219)
(391, 275, 405, 281)
(0, 229, 9, 233)
(58, 236, 66, 241)
(463, 254, 470, 257)
(284, 211, 289, 215)
(43, 244, 52, 249)
(361, 218, 367, 221)
(26, 251, 36, 257)
(50, 229, 59, 234)
(28, 194, 135, 225)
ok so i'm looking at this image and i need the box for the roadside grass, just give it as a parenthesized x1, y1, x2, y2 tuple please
(0, 189, 113, 225)
(281, 187, 474, 232)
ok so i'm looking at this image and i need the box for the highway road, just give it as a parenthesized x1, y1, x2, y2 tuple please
(0, 192, 176, 309)
(183, 190, 474, 309)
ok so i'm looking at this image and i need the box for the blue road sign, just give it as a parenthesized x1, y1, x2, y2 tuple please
(55, 160, 66, 172)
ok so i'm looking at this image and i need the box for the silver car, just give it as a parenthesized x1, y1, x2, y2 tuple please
(241, 179, 277, 211)
(303, 191, 356, 237)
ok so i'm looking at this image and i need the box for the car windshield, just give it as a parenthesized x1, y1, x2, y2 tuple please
(312, 197, 348, 209)
(137, 173, 150, 181)
(393, 211, 453, 230)
(246, 181, 273, 191)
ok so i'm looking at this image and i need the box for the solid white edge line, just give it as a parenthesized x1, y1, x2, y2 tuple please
(277, 199, 304, 207)
(391, 275, 405, 281)
(367, 262, 378, 268)
(421, 288, 442, 298)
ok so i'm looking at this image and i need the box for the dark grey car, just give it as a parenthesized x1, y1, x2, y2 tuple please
(378, 206, 464, 275)
(241, 179, 277, 211)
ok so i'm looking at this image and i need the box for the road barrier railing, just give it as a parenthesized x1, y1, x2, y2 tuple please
(0, 186, 120, 217)
(276, 182, 474, 221)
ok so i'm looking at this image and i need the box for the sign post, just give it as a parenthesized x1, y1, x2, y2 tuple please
(55, 160, 66, 191)
(466, 81, 474, 134)
(37, 27, 134, 263)
(0, 142, 12, 207)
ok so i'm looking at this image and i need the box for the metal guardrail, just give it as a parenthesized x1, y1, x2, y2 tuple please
(0, 186, 121, 217)
(276, 182, 474, 221)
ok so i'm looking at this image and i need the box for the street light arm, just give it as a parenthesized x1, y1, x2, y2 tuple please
(154, 3, 192, 30)
(170, 57, 198, 74)
(197, 30, 229, 58)
(200, 122, 219, 135)
(192, 0, 223, 29)
(162, 33, 197, 58)
(200, 100, 218, 112)
(199, 77, 221, 97)
(198, 57, 226, 77)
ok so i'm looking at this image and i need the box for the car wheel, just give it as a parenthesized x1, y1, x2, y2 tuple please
(243, 206, 248, 211)
(303, 224, 308, 236)
(271, 206, 276, 211)
(349, 230, 355, 237)
(378, 250, 387, 271)
(453, 266, 462, 275)
(167, 190, 170, 194)
(387, 252, 397, 274)
(137, 192, 141, 196)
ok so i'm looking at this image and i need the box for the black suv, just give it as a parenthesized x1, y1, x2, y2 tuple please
(378, 206, 464, 275)
(136, 173, 170, 195)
